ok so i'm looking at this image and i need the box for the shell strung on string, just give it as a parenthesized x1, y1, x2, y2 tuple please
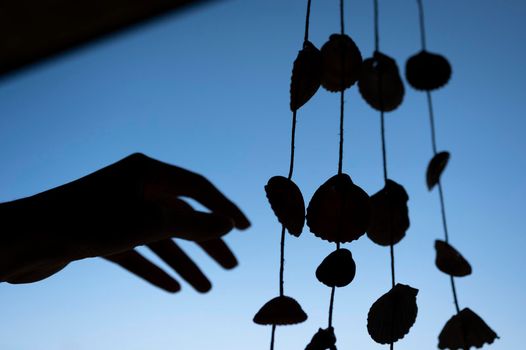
(320, 34, 363, 92)
(426, 151, 450, 190)
(290, 41, 322, 111)
(265, 176, 306, 237)
(305, 327, 337, 350)
(438, 308, 498, 349)
(367, 283, 419, 344)
(358, 51, 405, 112)
(435, 240, 472, 277)
(253, 295, 308, 326)
(316, 248, 356, 288)
(306, 173, 371, 243)
(367, 179, 410, 246)
(405, 50, 452, 91)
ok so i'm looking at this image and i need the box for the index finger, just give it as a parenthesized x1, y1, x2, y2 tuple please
(143, 157, 250, 230)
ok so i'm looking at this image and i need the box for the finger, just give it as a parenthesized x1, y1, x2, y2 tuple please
(143, 158, 251, 230)
(197, 238, 238, 270)
(104, 250, 181, 293)
(160, 204, 234, 242)
(148, 239, 211, 293)
(5, 263, 68, 284)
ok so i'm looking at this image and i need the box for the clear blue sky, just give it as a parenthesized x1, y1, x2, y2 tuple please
(0, 0, 524, 349)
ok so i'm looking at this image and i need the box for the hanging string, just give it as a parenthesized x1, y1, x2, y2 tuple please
(416, 0, 427, 50)
(270, 325, 276, 350)
(417, 0, 460, 315)
(374, 1, 396, 349)
(304, 0, 312, 44)
(329, 0, 346, 329)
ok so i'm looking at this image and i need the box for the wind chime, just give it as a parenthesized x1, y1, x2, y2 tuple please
(359, 0, 418, 349)
(253, 0, 498, 349)
(405, 0, 498, 349)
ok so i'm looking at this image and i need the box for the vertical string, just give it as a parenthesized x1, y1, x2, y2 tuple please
(418, 2, 460, 315)
(373, 0, 379, 52)
(304, 0, 312, 44)
(416, 0, 427, 50)
(270, 325, 276, 350)
(329, 0, 346, 329)
(374, 2, 395, 349)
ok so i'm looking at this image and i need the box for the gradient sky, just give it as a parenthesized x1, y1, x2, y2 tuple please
(0, 0, 525, 349)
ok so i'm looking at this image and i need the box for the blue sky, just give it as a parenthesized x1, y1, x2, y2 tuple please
(0, 0, 525, 349)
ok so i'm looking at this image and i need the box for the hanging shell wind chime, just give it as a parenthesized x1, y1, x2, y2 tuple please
(358, 1, 419, 348)
(304, 1, 371, 349)
(406, 1, 498, 349)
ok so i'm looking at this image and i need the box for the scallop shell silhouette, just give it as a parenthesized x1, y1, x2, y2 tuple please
(438, 308, 498, 349)
(405, 50, 452, 91)
(367, 179, 410, 246)
(435, 240, 472, 277)
(367, 283, 419, 344)
(306, 173, 370, 243)
(253, 295, 308, 326)
(305, 327, 337, 350)
(320, 34, 363, 92)
(358, 51, 405, 112)
(265, 176, 306, 237)
(316, 248, 356, 288)
(290, 41, 322, 111)
(427, 151, 450, 190)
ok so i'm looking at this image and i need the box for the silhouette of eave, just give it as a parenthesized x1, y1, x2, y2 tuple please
(0, 0, 214, 78)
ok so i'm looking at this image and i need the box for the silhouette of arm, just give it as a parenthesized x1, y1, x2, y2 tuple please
(0, 153, 249, 292)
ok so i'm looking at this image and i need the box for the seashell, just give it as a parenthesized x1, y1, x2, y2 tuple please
(253, 295, 308, 326)
(316, 248, 356, 288)
(320, 34, 363, 92)
(358, 51, 405, 112)
(305, 327, 337, 350)
(367, 283, 419, 344)
(405, 50, 452, 91)
(306, 173, 370, 243)
(435, 240, 472, 277)
(290, 41, 322, 111)
(367, 179, 410, 246)
(265, 176, 306, 237)
(427, 151, 450, 190)
(438, 308, 498, 349)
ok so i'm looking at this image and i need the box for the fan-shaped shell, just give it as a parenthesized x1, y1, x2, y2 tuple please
(253, 295, 308, 326)
(427, 151, 450, 190)
(306, 327, 337, 350)
(358, 51, 405, 112)
(265, 176, 305, 237)
(438, 308, 498, 349)
(320, 34, 363, 92)
(290, 41, 322, 111)
(316, 248, 356, 288)
(306, 173, 370, 243)
(435, 240, 472, 277)
(367, 283, 419, 344)
(405, 50, 452, 91)
(367, 180, 410, 246)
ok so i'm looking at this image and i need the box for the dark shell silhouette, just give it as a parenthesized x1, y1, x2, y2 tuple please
(435, 240, 472, 277)
(427, 151, 450, 190)
(265, 176, 306, 237)
(320, 34, 363, 92)
(316, 248, 356, 288)
(367, 180, 410, 246)
(306, 173, 371, 243)
(367, 283, 419, 344)
(253, 295, 308, 326)
(305, 327, 337, 350)
(438, 308, 498, 349)
(358, 51, 405, 112)
(290, 41, 322, 111)
(405, 50, 452, 91)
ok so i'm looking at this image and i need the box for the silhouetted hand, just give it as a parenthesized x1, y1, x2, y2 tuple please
(0, 153, 250, 293)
